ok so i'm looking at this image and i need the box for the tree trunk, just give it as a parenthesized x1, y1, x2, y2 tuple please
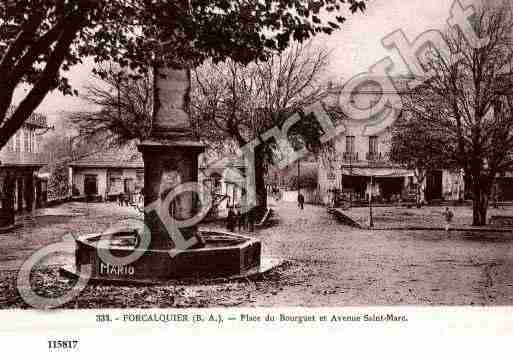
(472, 179, 489, 226)
(414, 171, 425, 208)
(416, 185, 422, 208)
(253, 146, 268, 221)
(0, 176, 15, 227)
(464, 170, 472, 200)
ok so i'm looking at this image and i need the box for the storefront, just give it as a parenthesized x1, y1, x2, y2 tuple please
(69, 148, 144, 202)
(0, 161, 47, 229)
(0, 112, 50, 229)
(340, 167, 414, 204)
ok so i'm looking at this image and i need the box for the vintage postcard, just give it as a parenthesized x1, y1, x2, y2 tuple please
(0, 0, 512, 356)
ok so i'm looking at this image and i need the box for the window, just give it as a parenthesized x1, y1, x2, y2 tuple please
(108, 170, 123, 194)
(369, 136, 378, 154)
(109, 177, 123, 194)
(15, 132, 21, 152)
(6, 137, 14, 152)
(345, 136, 355, 153)
(136, 170, 144, 190)
(36, 134, 42, 153)
(211, 174, 222, 194)
(29, 129, 34, 152)
(24, 129, 29, 152)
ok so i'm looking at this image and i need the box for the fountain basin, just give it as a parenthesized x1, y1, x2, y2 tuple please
(60, 230, 280, 284)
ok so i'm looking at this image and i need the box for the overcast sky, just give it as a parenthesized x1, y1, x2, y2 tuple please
(13, 0, 475, 124)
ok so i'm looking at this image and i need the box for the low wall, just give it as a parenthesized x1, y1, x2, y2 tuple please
(327, 208, 363, 228)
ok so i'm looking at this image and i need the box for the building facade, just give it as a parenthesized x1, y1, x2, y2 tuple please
(69, 148, 144, 202)
(317, 77, 464, 206)
(199, 155, 248, 210)
(0, 112, 50, 229)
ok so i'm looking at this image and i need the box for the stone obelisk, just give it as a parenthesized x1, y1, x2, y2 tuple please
(138, 67, 205, 250)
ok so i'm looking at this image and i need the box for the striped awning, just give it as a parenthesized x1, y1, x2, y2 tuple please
(341, 167, 414, 178)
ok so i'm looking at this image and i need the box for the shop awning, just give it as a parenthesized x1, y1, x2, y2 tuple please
(341, 168, 414, 178)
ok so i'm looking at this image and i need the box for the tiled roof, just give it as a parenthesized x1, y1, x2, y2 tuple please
(6, 107, 49, 128)
(69, 145, 144, 168)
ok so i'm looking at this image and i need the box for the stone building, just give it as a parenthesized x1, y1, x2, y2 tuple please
(199, 155, 248, 209)
(494, 172, 513, 201)
(69, 147, 253, 208)
(317, 77, 464, 206)
(69, 147, 144, 201)
(0, 112, 51, 229)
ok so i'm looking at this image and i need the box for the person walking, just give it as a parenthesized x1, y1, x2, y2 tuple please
(247, 208, 255, 232)
(120, 192, 128, 206)
(298, 192, 305, 210)
(444, 207, 454, 231)
(227, 206, 236, 232)
(236, 206, 243, 231)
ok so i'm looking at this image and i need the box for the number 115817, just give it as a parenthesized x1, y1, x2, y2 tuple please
(48, 340, 79, 350)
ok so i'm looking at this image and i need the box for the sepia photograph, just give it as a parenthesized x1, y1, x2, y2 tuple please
(1, 0, 513, 329)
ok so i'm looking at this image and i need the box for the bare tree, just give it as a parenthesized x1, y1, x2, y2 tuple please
(192, 42, 331, 216)
(71, 65, 154, 147)
(69, 44, 331, 217)
(401, 1, 513, 225)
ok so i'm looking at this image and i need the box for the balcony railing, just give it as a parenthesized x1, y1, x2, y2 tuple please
(366, 152, 381, 161)
(0, 150, 48, 166)
(366, 152, 390, 164)
(342, 152, 358, 162)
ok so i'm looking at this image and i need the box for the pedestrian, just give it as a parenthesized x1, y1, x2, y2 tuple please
(275, 187, 281, 202)
(136, 191, 144, 212)
(444, 207, 454, 231)
(236, 206, 244, 231)
(127, 190, 133, 207)
(227, 206, 236, 232)
(121, 192, 129, 206)
(138, 188, 144, 206)
(247, 208, 255, 232)
(493, 189, 499, 209)
(298, 192, 305, 210)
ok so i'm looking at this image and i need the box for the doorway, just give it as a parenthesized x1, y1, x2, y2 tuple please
(496, 177, 513, 201)
(124, 178, 134, 194)
(84, 175, 98, 197)
(425, 170, 443, 202)
(342, 175, 367, 201)
(377, 177, 404, 202)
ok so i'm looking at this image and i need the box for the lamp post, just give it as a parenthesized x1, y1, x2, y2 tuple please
(349, 149, 353, 207)
(369, 175, 374, 228)
(368, 98, 375, 228)
(297, 158, 301, 196)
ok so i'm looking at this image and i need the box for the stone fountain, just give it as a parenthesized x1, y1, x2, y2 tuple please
(61, 67, 280, 283)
